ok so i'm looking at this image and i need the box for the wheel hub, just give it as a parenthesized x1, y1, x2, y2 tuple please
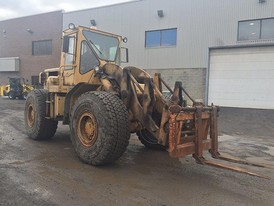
(27, 104, 35, 127)
(77, 112, 98, 147)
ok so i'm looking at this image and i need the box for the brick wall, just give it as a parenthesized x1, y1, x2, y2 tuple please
(145, 68, 206, 103)
(0, 11, 62, 85)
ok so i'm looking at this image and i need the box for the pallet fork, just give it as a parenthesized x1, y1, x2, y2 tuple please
(168, 104, 274, 179)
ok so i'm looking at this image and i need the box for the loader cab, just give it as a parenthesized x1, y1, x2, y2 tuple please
(61, 24, 125, 86)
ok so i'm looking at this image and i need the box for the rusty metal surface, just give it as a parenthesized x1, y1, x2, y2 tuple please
(168, 103, 274, 178)
(76, 111, 98, 147)
(168, 105, 214, 159)
(203, 160, 270, 179)
(216, 154, 274, 170)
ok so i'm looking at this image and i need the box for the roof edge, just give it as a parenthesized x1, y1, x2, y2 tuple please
(64, 0, 143, 15)
(0, 10, 63, 22)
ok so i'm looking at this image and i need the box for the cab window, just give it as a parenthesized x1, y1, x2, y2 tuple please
(80, 41, 99, 74)
(64, 37, 75, 70)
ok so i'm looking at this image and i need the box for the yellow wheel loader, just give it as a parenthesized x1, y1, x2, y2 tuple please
(3, 77, 33, 99)
(0, 85, 5, 96)
(24, 24, 273, 178)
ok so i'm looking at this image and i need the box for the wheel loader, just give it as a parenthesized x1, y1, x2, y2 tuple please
(24, 24, 273, 178)
(3, 77, 33, 99)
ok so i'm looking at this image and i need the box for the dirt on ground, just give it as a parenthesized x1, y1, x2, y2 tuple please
(0, 97, 274, 206)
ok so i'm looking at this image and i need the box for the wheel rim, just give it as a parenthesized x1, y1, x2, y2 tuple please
(27, 104, 35, 127)
(77, 112, 98, 147)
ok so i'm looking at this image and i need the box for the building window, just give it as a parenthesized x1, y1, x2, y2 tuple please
(238, 18, 274, 41)
(145, 28, 177, 48)
(32, 40, 52, 56)
(261, 18, 274, 39)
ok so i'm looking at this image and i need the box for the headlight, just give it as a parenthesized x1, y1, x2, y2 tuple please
(68, 23, 76, 30)
(94, 66, 100, 73)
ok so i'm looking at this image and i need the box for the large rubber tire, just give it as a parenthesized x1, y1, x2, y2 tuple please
(24, 89, 58, 140)
(8, 91, 16, 99)
(70, 91, 130, 166)
(136, 92, 170, 150)
(136, 130, 166, 150)
(23, 92, 28, 100)
(19, 92, 28, 100)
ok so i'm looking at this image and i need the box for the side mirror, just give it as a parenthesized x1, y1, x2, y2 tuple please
(63, 36, 69, 53)
(121, 47, 129, 63)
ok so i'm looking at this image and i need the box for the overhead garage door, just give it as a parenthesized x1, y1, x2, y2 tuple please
(208, 46, 274, 109)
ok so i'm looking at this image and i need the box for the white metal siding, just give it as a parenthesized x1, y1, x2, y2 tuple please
(63, 0, 274, 70)
(208, 46, 274, 109)
(63, 0, 274, 104)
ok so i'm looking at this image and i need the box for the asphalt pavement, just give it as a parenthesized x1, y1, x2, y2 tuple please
(0, 97, 274, 206)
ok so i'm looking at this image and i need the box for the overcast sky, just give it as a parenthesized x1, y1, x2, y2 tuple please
(0, 0, 134, 20)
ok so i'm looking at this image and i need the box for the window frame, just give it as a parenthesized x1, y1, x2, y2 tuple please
(145, 28, 177, 48)
(261, 18, 274, 39)
(82, 29, 120, 63)
(79, 40, 99, 75)
(238, 17, 274, 41)
(32, 39, 52, 56)
(64, 36, 76, 70)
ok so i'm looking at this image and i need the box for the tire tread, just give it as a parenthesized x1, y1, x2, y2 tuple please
(70, 91, 130, 165)
(25, 89, 58, 140)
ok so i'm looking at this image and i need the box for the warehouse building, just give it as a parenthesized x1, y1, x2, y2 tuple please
(0, 11, 63, 86)
(0, 0, 273, 109)
(64, 0, 274, 109)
